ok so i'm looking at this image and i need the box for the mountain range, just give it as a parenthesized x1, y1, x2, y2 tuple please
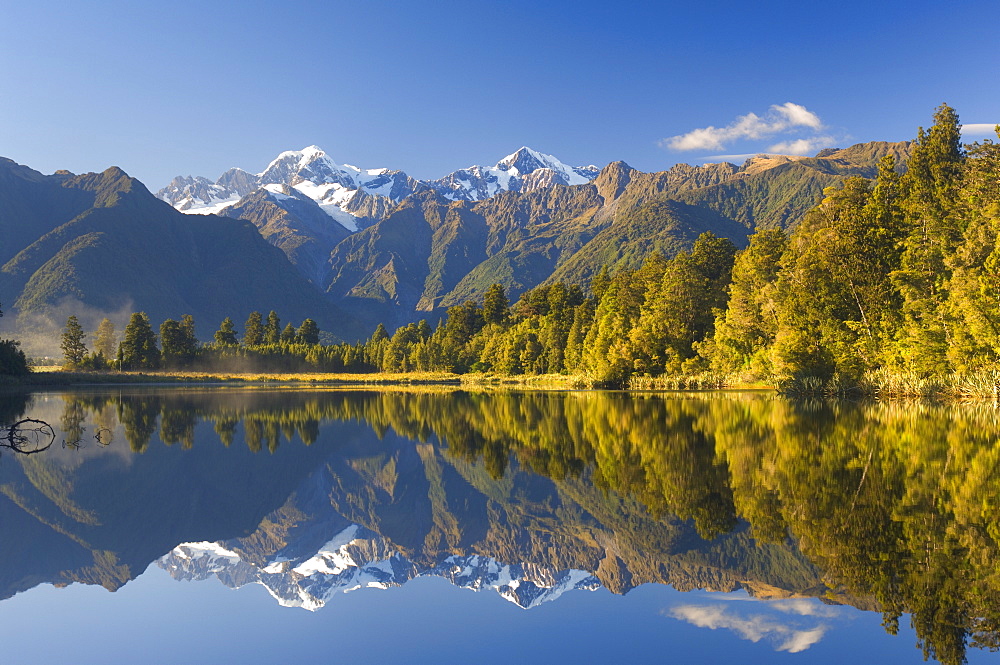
(1, 141, 910, 342)
(156, 146, 600, 223)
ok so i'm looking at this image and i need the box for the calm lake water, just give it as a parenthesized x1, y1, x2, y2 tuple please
(1, 387, 997, 665)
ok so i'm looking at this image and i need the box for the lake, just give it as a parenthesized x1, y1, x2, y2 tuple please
(0, 387, 997, 665)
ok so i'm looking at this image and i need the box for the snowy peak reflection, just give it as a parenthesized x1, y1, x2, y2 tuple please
(160, 525, 600, 611)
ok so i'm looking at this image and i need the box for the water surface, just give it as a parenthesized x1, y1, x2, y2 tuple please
(1, 387, 997, 664)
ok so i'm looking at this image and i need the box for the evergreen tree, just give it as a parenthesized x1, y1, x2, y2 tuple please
(118, 313, 159, 370)
(161, 317, 198, 366)
(366, 323, 390, 368)
(60, 315, 88, 368)
(895, 103, 966, 372)
(180, 314, 198, 353)
(563, 298, 595, 372)
(0, 302, 28, 376)
(296, 318, 320, 345)
(280, 322, 297, 344)
(591, 265, 612, 300)
(708, 229, 788, 376)
(264, 311, 281, 344)
(944, 130, 1000, 369)
(244, 311, 264, 346)
(160, 319, 184, 365)
(444, 301, 484, 346)
(631, 252, 710, 373)
(93, 318, 117, 359)
(0, 339, 29, 376)
(214, 317, 238, 346)
(370, 323, 389, 343)
(482, 283, 510, 326)
(777, 178, 890, 378)
(581, 267, 645, 385)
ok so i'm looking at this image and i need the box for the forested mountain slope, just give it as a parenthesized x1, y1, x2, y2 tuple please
(320, 142, 909, 331)
(0, 161, 347, 338)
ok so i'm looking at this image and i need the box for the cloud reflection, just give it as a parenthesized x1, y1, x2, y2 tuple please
(667, 603, 829, 653)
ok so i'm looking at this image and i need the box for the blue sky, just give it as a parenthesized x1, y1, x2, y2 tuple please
(1, 0, 997, 188)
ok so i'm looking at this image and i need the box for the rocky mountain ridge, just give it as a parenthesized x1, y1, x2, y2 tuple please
(156, 145, 600, 230)
(0, 159, 343, 338)
(318, 141, 910, 330)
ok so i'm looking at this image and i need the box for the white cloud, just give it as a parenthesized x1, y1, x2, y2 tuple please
(668, 604, 828, 653)
(661, 103, 824, 152)
(766, 136, 837, 155)
(774, 102, 823, 130)
(961, 123, 999, 136)
(769, 598, 841, 618)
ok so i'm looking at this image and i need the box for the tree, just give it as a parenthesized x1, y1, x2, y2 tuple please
(370, 323, 389, 343)
(708, 229, 787, 376)
(244, 311, 264, 346)
(483, 283, 510, 326)
(366, 323, 390, 368)
(280, 322, 297, 344)
(264, 311, 281, 344)
(944, 131, 1000, 369)
(895, 103, 966, 372)
(180, 314, 197, 349)
(0, 339, 29, 376)
(161, 317, 198, 366)
(118, 313, 159, 370)
(631, 252, 710, 373)
(591, 265, 611, 300)
(443, 301, 484, 346)
(214, 317, 238, 346)
(93, 318, 117, 359)
(60, 315, 88, 368)
(296, 318, 320, 345)
(0, 301, 29, 376)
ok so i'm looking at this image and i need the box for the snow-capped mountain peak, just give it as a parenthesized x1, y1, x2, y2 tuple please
(156, 145, 600, 237)
(497, 146, 561, 175)
(258, 145, 357, 189)
(259, 145, 330, 175)
(496, 146, 599, 185)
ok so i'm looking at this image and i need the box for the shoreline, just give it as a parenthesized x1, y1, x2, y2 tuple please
(5, 368, 998, 400)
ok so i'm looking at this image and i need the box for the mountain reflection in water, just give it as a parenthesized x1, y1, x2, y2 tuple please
(1, 387, 999, 665)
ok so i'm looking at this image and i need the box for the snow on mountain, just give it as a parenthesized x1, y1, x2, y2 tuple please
(156, 145, 599, 231)
(497, 146, 599, 184)
(159, 524, 600, 612)
(157, 174, 243, 215)
(427, 147, 600, 202)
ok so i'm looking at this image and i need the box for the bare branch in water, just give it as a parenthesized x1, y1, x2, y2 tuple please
(3, 419, 55, 455)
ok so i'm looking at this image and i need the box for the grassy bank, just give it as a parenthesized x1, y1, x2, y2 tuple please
(777, 369, 1000, 399)
(7, 367, 1000, 400)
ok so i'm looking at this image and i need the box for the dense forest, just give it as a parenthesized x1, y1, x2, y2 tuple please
(14, 105, 998, 391)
